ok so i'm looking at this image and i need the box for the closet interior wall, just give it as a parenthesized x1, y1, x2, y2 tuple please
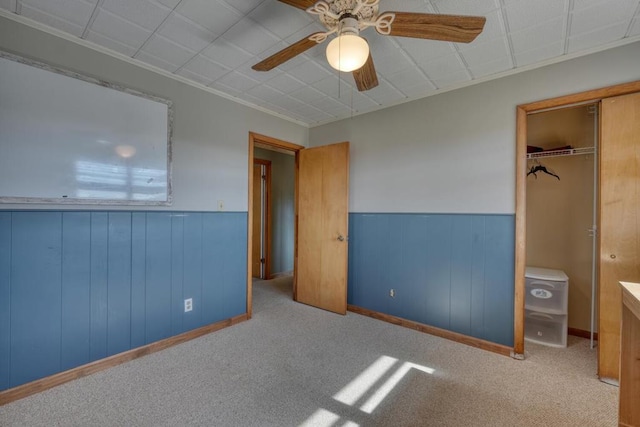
(525, 104, 597, 336)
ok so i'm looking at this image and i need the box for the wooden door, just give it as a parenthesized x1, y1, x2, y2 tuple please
(599, 92, 640, 383)
(296, 142, 349, 314)
(251, 159, 271, 279)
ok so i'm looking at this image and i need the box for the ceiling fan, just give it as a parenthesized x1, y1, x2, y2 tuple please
(252, 0, 486, 91)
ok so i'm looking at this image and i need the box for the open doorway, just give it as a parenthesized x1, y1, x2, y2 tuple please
(247, 133, 304, 318)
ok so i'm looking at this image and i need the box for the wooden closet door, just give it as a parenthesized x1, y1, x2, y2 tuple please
(599, 92, 640, 383)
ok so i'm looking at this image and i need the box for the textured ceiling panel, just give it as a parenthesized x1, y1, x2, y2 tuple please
(1, 0, 639, 125)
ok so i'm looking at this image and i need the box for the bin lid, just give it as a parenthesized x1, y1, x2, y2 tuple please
(525, 266, 569, 281)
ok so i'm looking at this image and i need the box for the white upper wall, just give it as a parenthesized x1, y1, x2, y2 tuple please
(0, 16, 308, 212)
(310, 42, 640, 214)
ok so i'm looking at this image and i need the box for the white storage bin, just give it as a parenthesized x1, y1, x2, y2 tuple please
(524, 309, 568, 348)
(525, 267, 569, 314)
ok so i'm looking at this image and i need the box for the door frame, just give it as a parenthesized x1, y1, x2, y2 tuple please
(247, 132, 304, 318)
(513, 80, 640, 357)
(252, 158, 272, 280)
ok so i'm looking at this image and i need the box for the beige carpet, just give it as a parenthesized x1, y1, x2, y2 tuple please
(0, 276, 617, 426)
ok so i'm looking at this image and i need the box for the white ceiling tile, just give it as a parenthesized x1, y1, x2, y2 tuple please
(219, 0, 264, 15)
(210, 80, 242, 97)
(238, 63, 279, 83)
(344, 93, 379, 113)
(287, 61, 332, 85)
(570, 0, 638, 36)
(471, 10, 506, 44)
(238, 92, 268, 106)
(630, 18, 640, 36)
(135, 50, 178, 72)
(90, 9, 151, 49)
(368, 45, 414, 75)
(288, 86, 326, 104)
(176, 68, 213, 86)
(459, 38, 509, 65)
(21, 0, 96, 27)
(182, 55, 230, 81)
(177, 0, 241, 34)
(217, 71, 261, 91)
(467, 55, 512, 76)
(20, 3, 85, 37)
(202, 39, 253, 69)
(155, 0, 180, 8)
(568, 21, 629, 52)
(85, 30, 137, 56)
(310, 96, 351, 115)
(509, 18, 564, 53)
(0, 0, 16, 11)
(245, 84, 285, 103)
(504, 0, 567, 32)
(431, 0, 501, 15)
(249, 0, 312, 39)
(222, 18, 279, 54)
(101, 0, 171, 31)
(431, 70, 471, 88)
(418, 53, 466, 79)
(514, 42, 563, 67)
(385, 67, 432, 94)
(396, 37, 455, 63)
(311, 75, 347, 95)
(264, 74, 306, 94)
(138, 34, 195, 68)
(158, 13, 217, 52)
(363, 80, 409, 104)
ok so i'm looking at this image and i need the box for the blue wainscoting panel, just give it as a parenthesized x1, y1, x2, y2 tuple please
(11, 212, 63, 386)
(0, 210, 248, 391)
(349, 213, 515, 347)
(61, 212, 91, 371)
(0, 213, 11, 390)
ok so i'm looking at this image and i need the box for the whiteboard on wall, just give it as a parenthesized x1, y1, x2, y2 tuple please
(0, 52, 172, 205)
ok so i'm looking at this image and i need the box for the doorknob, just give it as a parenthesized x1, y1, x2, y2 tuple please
(337, 234, 345, 242)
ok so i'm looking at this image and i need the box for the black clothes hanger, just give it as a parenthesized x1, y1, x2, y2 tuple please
(527, 163, 560, 180)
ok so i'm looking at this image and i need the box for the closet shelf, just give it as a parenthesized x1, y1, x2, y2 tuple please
(527, 147, 595, 159)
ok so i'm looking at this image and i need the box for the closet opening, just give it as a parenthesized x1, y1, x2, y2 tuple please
(523, 102, 599, 358)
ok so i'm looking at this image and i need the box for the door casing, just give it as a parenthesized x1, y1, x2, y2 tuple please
(514, 80, 640, 362)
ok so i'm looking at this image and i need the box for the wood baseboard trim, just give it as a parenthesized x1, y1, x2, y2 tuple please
(568, 327, 598, 341)
(0, 313, 249, 406)
(347, 305, 513, 357)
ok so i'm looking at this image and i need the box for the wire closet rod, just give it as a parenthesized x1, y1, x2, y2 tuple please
(526, 146, 595, 160)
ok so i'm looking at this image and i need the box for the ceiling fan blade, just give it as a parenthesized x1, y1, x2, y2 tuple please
(252, 33, 323, 72)
(382, 12, 486, 43)
(352, 53, 378, 92)
(277, 0, 317, 10)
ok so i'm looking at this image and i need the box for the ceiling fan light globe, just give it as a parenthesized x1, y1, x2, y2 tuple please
(326, 34, 369, 72)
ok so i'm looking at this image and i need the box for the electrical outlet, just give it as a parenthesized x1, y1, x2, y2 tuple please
(389, 289, 395, 298)
(217, 200, 224, 211)
(184, 298, 193, 312)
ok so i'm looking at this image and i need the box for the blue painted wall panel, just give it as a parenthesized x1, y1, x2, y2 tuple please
(107, 213, 132, 356)
(90, 213, 108, 362)
(399, 215, 429, 325)
(349, 213, 515, 347)
(171, 214, 185, 335)
(145, 213, 173, 343)
(130, 213, 147, 349)
(470, 217, 487, 339)
(449, 216, 473, 336)
(1, 210, 248, 392)
(222, 213, 247, 319)
(11, 212, 62, 386)
(183, 213, 203, 330)
(0, 213, 11, 390)
(61, 212, 91, 371)
(424, 215, 452, 330)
